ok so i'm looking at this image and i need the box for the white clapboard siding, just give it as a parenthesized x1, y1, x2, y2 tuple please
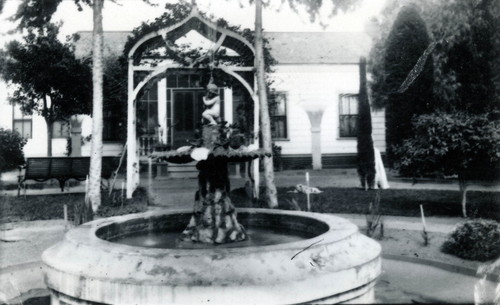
(270, 64, 386, 156)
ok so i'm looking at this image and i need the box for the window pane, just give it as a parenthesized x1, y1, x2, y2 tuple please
(189, 74, 200, 88)
(52, 121, 69, 138)
(149, 82, 158, 99)
(339, 94, 359, 115)
(148, 102, 158, 134)
(178, 74, 189, 87)
(272, 116, 287, 139)
(349, 97, 359, 115)
(13, 121, 23, 135)
(23, 121, 31, 138)
(167, 75, 177, 88)
(14, 120, 32, 138)
(275, 94, 286, 116)
(13, 107, 23, 119)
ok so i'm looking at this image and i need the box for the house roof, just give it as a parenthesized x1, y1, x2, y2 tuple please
(74, 31, 371, 65)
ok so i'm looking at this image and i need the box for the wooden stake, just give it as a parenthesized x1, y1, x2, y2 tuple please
(306, 172, 311, 212)
(420, 204, 427, 231)
(63, 204, 68, 222)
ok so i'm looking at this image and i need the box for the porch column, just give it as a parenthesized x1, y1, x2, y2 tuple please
(158, 78, 167, 144)
(300, 93, 329, 171)
(224, 87, 233, 124)
(126, 60, 139, 198)
(306, 110, 325, 170)
(69, 115, 84, 157)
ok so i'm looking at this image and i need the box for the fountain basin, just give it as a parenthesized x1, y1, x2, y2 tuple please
(42, 209, 381, 304)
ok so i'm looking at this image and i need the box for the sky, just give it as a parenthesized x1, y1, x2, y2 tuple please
(0, 0, 386, 46)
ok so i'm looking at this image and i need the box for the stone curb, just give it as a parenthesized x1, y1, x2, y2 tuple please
(383, 254, 500, 283)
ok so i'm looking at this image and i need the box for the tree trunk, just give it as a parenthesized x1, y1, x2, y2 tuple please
(255, 0, 278, 209)
(88, 0, 104, 214)
(458, 173, 468, 218)
(46, 119, 53, 157)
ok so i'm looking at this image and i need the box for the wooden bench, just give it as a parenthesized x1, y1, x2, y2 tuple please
(18, 157, 119, 196)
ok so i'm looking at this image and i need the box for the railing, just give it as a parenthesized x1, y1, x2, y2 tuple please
(139, 135, 159, 157)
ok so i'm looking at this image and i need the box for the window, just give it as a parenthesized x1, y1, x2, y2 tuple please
(339, 94, 358, 138)
(12, 106, 32, 139)
(270, 91, 288, 139)
(52, 121, 70, 138)
(137, 82, 158, 135)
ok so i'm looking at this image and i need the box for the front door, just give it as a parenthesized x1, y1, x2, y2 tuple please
(172, 90, 205, 148)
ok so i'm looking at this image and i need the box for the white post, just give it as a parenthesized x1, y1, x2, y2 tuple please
(306, 172, 311, 211)
(420, 204, 427, 231)
(224, 87, 233, 125)
(158, 78, 167, 144)
(63, 204, 68, 222)
(126, 59, 138, 198)
(305, 110, 325, 170)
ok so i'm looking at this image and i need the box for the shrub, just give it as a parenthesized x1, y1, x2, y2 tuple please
(441, 219, 500, 261)
(95, 187, 148, 217)
(0, 128, 27, 173)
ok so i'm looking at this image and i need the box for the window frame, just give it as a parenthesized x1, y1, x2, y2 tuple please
(51, 121, 70, 139)
(338, 93, 359, 139)
(269, 90, 289, 140)
(12, 105, 32, 139)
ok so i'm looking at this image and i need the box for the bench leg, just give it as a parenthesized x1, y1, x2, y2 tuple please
(58, 179, 66, 192)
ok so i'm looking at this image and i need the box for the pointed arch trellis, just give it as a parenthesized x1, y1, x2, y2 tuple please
(126, 6, 260, 198)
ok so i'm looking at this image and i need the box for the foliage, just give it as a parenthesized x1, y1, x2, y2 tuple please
(9, 0, 90, 30)
(123, 1, 276, 69)
(393, 111, 500, 178)
(370, 0, 499, 113)
(230, 186, 500, 221)
(382, 6, 434, 163)
(272, 143, 283, 171)
(429, 0, 499, 112)
(441, 219, 500, 261)
(0, 23, 92, 155)
(366, 190, 384, 238)
(0, 128, 27, 173)
(0, 24, 92, 118)
(357, 57, 375, 189)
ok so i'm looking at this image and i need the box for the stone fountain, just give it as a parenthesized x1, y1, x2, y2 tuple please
(42, 125, 381, 304)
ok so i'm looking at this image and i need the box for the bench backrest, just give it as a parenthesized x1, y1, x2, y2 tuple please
(25, 157, 119, 180)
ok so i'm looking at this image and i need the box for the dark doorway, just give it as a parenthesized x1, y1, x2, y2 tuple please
(172, 90, 205, 148)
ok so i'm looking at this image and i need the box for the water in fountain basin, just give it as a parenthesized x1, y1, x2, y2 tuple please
(111, 227, 315, 249)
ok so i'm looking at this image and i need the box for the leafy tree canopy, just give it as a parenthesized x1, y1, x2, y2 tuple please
(0, 23, 92, 122)
(9, 0, 90, 30)
(369, 0, 499, 112)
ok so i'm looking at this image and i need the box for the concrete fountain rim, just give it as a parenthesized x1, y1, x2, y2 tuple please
(60, 208, 359, 256)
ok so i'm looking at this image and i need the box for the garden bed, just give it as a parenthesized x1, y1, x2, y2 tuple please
(230, 187, 500, 221)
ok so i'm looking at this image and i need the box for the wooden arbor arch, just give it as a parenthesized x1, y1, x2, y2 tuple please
(126, 6, 260, 198)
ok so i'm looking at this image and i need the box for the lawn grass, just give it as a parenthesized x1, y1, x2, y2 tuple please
(0, 188, 148, 224)
(231, 187, 500, 221)
(1, 187, 498, 223)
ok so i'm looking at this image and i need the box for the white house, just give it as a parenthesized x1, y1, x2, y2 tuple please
(0, 7, 385, 197)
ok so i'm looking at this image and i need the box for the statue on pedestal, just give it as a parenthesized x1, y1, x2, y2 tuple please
(201, 83, 221, 126)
